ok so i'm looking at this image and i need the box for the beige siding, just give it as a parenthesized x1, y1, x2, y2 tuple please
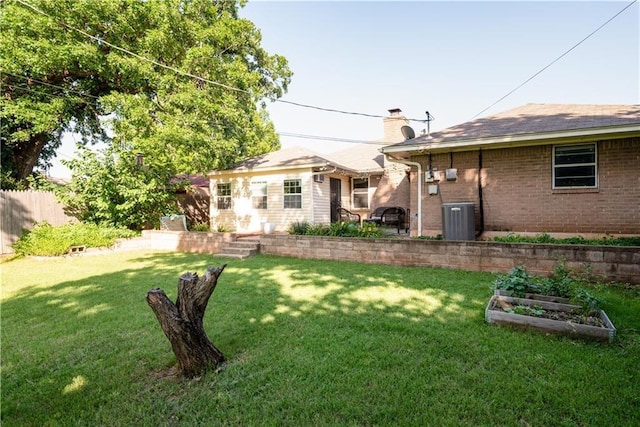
(210, 169, 318, 233)
(312, 177, 330, 224)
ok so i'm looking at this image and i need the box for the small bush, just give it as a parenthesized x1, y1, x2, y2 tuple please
(493, 265, 540, 297)
(538, 258, 575, 298)
(12, 222, 139, 256)
(189, 223, 211, 232)
(288, 221, 311, 235)
(287, 221, 383, 238)
(491, 233, 640, 247)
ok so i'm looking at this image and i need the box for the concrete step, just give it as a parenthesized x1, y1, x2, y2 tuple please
(216, 241, 260, 259)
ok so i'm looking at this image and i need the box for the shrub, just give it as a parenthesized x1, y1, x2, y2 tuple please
(288, 221, 311, 235)
(491, 233, 640, 247)
(12, 222, 139, 256)
(538, 258, 575, 298)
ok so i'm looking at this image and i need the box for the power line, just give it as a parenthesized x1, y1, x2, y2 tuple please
(472, 0, 638, 119)
(5, 77, 389, 148)
(13, 0, 433, 124)
(2, 71, 101, 99)
(277, 132, 388, 146)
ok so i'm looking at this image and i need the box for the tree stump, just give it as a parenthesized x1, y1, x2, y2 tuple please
(146, 264, 227, 378)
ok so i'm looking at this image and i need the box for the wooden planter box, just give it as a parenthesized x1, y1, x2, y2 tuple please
(494, 289, 571, 304)
(485, 295, 616, 343)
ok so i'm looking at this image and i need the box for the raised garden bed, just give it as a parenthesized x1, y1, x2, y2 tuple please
(493, 289, 571, 304)
(485, 295, 616, 343)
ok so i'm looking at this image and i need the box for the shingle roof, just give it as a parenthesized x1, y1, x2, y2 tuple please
(387, 103, 640, 148)
(328, 143, 385, 173)
(220, 146, 371, 174)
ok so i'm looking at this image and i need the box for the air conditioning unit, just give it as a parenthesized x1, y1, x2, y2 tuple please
(313, 174, 325, 183)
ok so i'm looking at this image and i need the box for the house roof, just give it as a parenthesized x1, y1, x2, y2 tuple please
(209, 146, 380, 176)
(329, 143, 385, 173)
(382, 103, 640, 156)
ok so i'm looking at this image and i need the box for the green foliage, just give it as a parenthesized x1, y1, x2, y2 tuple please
(505, 305, 546, 317)
(12, 221, 138, 256)
(1, 0, 292, 187)
(215, 224, 230, 233)
(572, 288, 605, 315)
(288, 221, 310, 235)
(55, 146, 178, 230)
(538, 258, 575, 298)
(493, 265, 540, 297)
(189, 223, 211, 232)
(288, 221, 383, 238)
(492, 233, 640, 247)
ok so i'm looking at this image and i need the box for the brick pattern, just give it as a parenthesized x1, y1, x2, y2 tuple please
(411, 137, 640, 235)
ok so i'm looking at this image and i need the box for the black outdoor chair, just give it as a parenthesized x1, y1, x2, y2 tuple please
(367, 206, 408, 233)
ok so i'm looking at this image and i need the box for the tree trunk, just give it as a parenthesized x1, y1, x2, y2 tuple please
(146, 264, 227, 378)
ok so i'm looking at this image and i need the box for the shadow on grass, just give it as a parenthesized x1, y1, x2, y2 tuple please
(2, 252, 638, 426)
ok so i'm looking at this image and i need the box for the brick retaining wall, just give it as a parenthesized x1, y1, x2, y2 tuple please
(140, 230, 235, 253)
(259, 235, 640, 284)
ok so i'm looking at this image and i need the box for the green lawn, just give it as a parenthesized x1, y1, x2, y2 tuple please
(2, 251, 639, 426)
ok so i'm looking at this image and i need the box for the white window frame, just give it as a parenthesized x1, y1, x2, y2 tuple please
(283, 179, 302, 209)
(552, 143, 598, 189)
(352, 177, 370, 209)
(251, 180, 268, 209)
(216, 182, 232, 210)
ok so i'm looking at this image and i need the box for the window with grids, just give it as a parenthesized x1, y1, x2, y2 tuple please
(553, 144, 597, 188)
(352, 177, 369, 209)
(216, 183, 232, 210)
(283, 179, 302, 209)
(251, 181, 268, 209)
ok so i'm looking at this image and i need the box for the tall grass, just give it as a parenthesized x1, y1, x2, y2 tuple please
(1, 252, 639, 426)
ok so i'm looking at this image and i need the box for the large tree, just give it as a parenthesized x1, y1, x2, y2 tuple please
(0, 0, 291, 189)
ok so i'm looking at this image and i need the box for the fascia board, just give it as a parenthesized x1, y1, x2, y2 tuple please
(208, 162, 364, 177)
(381, 125, 640, 155)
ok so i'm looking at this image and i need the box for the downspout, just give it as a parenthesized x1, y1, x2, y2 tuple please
(476, 149, 485, 238)
(385, 155, 423, 237)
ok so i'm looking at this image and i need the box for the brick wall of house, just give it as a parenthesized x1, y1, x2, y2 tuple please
(411, 137, 640, 236)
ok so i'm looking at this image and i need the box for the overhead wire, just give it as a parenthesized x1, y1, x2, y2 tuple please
(12, 0, 433, 124)
(5, 76, 384, 146)
(471, 0, 638, 119)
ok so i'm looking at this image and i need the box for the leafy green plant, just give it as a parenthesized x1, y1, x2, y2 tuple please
(189, 223, 211, 232)
(505, 305, 546, 316)
(288, 221, 311, 235)
(538, 258, 575, 298)
(359, 222, 383, 238)
(216, 224, 230, 233)
(12, 221, 138, 256)
(572, 288, 605, 315)
(493, 265, 540, 297)
(491, 233, 640, 247)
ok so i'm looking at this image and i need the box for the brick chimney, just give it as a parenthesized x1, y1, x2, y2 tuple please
(382, 108, 410, 143)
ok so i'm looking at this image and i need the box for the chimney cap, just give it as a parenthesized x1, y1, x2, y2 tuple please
(388, 108, 402, 116)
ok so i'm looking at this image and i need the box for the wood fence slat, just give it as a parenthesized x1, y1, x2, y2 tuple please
(0, 190, 75, 254)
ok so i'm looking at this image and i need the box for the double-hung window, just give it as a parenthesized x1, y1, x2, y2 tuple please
(251, 181, 268, 209)
(283, 179, 302, 209)
(216, 183, 232, 210)
(553, 144, 597, 189)
(352, 177, 369, 209)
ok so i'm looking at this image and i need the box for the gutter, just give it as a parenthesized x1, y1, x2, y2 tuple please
(385, 154, 422, 237)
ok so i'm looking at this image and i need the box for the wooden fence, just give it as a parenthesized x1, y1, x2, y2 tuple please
(0, 190, 75, 254)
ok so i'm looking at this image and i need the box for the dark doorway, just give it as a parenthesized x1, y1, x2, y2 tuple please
(330, 178, 341, 223)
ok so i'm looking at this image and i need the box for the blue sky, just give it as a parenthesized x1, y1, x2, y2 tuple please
(241, 0, 639, 151)
(49, 0, 639, 176)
